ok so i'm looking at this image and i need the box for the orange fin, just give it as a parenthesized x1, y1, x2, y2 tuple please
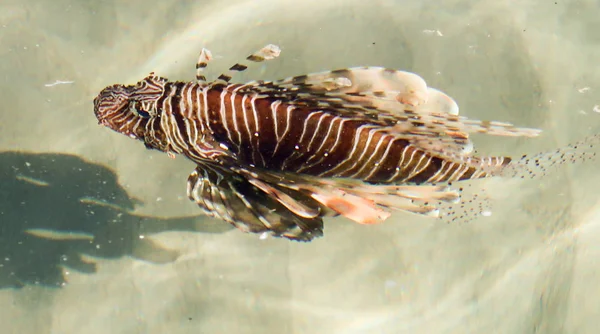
(305, 187, 391, 225)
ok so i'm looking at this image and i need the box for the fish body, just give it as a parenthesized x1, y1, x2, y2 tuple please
(94, 44, 598, 241)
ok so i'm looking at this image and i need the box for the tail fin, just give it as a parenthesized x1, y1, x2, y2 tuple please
(492, 134, 599, 179)
(434, 134, 600, 224)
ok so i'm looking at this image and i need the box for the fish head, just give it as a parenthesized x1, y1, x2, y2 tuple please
(93, 83, 131, 131)
(94, 74, 170, 150)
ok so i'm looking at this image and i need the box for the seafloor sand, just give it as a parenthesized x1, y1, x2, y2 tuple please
(1, 0, 599, 333)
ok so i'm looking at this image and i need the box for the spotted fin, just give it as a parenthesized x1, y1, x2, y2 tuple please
(243, 66, 458, 118)
(243, 66, 429, 113)
(213, 44, 281, 86)
(195, 44, 281, 85)
(241, 66, 540, 157)
(264, 66, 430, 106)
(233, 167, 391, 225)
(315, 182, 461, 219)
(259, 68, 460, 116)
(283, 86, 542, 139)
(239, 169, 463, 224)
(489, 134, 600, 178)
(233, 49, 538, 143)
(432, 134, 600, 223)
(290, 184, 392, 225)
(319, 181, 460, 219)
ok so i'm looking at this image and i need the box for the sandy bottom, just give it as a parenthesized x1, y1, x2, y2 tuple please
(1, 0, 600, 333)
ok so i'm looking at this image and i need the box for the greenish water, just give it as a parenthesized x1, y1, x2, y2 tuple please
(1, 0, 599, 333)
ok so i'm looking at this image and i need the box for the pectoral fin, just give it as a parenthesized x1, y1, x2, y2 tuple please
(186, 162, 324, 241)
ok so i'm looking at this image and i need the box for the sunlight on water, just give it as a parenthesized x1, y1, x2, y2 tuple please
(0, 0, 599, 333)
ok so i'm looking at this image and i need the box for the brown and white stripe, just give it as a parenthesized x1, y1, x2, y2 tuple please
(95, 74, 510, 185)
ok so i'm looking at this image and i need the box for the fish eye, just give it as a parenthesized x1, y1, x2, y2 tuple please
(129, 101, 151, 118)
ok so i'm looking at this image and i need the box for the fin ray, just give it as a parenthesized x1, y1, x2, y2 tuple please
(187, 162, 324, 241)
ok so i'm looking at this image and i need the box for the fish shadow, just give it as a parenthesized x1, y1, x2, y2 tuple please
(0, 151, 233, 289)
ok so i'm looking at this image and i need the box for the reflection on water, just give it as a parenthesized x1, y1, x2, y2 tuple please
(0, 0, 599, 333)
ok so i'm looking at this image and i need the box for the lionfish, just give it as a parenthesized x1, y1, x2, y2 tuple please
(94, 44, 598, 241)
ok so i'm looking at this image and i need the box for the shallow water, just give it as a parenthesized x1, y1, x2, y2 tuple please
(1, 0, 600, 333)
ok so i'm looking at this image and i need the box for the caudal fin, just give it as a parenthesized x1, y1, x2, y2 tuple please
(433, 134, 600, 224)
(494, 134, 600, 179)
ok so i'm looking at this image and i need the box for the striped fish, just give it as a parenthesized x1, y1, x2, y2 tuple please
(94, 44, 598, 241)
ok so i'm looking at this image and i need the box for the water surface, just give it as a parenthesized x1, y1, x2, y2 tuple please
(1, 0, 599, 333)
